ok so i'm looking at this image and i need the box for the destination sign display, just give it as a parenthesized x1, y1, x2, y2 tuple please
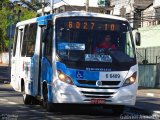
(56, 17, 121, 31)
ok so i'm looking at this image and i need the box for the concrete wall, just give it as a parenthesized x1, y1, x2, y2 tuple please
(141, 5, 159, 27)
(0, 52, 9, 64)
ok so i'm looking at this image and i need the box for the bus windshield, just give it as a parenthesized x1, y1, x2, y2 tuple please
(56, 17, 135, 63)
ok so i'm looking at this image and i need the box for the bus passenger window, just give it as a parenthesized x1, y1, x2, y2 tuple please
(13, 27, 18, 57)
(44, 24, 53, 63)
(21, 23, 37, 57)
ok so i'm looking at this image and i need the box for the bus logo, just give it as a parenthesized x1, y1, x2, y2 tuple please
(96, 80, 102, 87)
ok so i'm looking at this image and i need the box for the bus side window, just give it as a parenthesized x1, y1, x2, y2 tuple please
(13, 27, 18, 57)
(21, 23, 37, 57)
(44, 24, 53, 63)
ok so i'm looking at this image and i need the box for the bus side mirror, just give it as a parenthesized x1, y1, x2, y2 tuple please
(135, 32, 141, 46)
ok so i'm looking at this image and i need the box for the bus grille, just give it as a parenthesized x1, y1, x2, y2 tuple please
(81, 91, 114, 98)
(77, 80, 120, 86)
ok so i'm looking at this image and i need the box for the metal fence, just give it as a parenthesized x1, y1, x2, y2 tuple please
(137, 47, 160, 64)
(137, 47, 160, 88)
(138, 65, 157, 88)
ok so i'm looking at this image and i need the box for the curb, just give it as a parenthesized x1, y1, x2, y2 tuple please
(137, 93, 160, 98)
(0, 84, 13, 91)
(0, 64, 9, 67)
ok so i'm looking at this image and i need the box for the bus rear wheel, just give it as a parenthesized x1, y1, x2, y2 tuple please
(23, 94, 33, 105)
(22, 83, 37, 105)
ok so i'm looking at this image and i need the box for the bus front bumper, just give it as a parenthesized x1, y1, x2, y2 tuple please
(51, 80, 137, 106)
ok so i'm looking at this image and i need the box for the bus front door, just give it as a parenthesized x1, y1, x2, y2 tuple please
(11, 26, 24, 91)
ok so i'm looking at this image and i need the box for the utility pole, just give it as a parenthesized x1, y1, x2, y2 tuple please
(8, 16, 13, 67)
(86, 0, 89, 12)
(50, 0, 54, 14)
(42, 0, 45, 16)
(6, 2, 16, 66)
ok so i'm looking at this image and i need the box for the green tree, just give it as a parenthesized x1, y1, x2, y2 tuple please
(0, 1, 36, 53)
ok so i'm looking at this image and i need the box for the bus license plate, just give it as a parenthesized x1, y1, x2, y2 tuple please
(91, 99, 105, 104)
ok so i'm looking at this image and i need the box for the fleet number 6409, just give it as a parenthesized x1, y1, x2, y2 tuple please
(106, 74, 120, 78)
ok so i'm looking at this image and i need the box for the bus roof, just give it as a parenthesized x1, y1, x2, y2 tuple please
(54, 11, 127, 21)
(16, 17, 37, 27)
(16, 11, 127, 27)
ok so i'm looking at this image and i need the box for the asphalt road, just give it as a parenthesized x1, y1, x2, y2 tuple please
(0, 84, 155, 120)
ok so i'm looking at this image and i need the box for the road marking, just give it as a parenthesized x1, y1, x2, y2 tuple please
(7, 102, 18, 105)
(0, 98, 18, 105)
(0, 85, 20, 105)
(0, 98, 8, 101)
(18, 106, 29, 109)
(146, 93, 154, 97)
(154, 111, 160, 114)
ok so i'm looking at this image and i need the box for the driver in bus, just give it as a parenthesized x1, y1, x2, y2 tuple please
(94, 34, 117, 53)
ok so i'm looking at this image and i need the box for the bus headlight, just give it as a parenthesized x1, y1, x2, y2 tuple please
(58, 71, 73, 85)
(122, 72, 137, 87)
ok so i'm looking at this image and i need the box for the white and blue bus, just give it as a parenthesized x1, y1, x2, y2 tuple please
(11, 11, 140, 113)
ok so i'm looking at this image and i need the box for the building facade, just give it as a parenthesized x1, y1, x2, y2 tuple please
(37, 0, 114, 15)
(142, 0, 160, 27)
(110, 0, 154, 28)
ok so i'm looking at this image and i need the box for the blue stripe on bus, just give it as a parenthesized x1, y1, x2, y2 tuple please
(36, 14, 53, 26)
(41, 57, 53, 101)
(56, 61, 99, 83)
(36, 14, 53, 22)
(56, 61, 67, 73)
(41, 57, 52, 83)
(30, 57, 35, 96)
(47, 84, 53, 102)
(38, 21, 48, 26)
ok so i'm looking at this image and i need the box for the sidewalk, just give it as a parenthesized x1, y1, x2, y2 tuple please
(134, 89, 160, 115)
(137, 89, 160, 98)
(0, 63, 9, 67)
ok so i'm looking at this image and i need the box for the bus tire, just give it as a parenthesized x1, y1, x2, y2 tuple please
(22, 82, 37, 105)
(42, 83, 53, 112)
(23, 94, 33, 105)
(46, 102, 53, 112)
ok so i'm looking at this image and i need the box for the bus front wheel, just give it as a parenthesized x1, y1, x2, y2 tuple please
(42, 83, 53, 112)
